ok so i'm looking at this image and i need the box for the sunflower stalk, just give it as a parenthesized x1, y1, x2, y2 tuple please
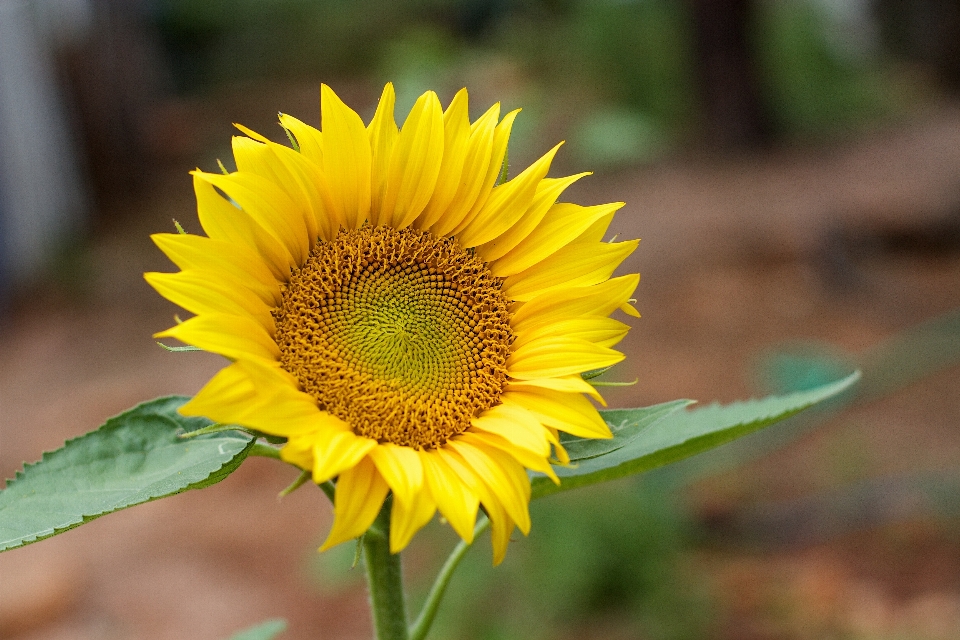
(363, 501, 409, 640)
(409, 515, 491, 640)
(248, 442, 282, 459)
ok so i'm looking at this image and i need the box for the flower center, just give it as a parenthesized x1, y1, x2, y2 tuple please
(274, 226, 513, 449)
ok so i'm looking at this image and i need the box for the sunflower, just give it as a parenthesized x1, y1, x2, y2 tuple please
(146, 84, 639, 564)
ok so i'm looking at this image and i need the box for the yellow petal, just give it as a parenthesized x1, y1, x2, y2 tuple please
(419, 450, 479, 543)
(478, 172, 589, 263)
(276, 434, 314, 471)
(417, 88, 471, 230)
(369, 444, 424, 507)
(180, 358, 316, 438)
(192, 174, 292, 281)
(233, 122, 270, 143)
(377, 91, 445, 229)
(491, 202, 624, 276)
(447, 108, 520, 237)
(511, 274, 640, 334)
(309, 430, 378, 484)
(513, 316, 630, 350)
(489, 512, 516, 566)
(546, 427, 571, 465)
(227, 358, 324, 435)
(278, 113, 324, 165)
(320, 84, 372, 228)
(390, 485, 437, 553)
(155, 313, 280, 362)
(459, 431, 559, 484)
(248, 402, 330, 438)
(572, 206, 619, 243)
(233, 132, 337, 242)
(321, 456, 389, 550)
(506, 335, 624, 380)
(437, 446, 515, 565)
(446, 440, 531, 534)
(234, 354, 303, 396)
(506, 376, 606, 405)
(150, 233, 281, 305)
(470, 404, 550, 457)
(429, 105, 505, 237)
(465, 107, 519, 216)
(621, 300, 642, 318)
(368, 83, 399, 219)
(232, 135, 282, 184)
(503, 240, 638, 302)
(196, 171, 307, 267)
(179, 363, 258, 425)
(502, 388, 612, 439)
(275, 144, 339, 242)
(193, 171, 246, 244)
(457, 142, 562, 248)
(145, 270, 275, 334)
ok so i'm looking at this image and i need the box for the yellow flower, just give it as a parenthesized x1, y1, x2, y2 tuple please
(146, 84, 639, 564)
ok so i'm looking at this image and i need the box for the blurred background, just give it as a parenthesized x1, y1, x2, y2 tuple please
(1, 0, 960, 638)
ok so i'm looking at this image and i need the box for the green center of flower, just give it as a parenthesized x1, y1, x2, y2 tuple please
(274, 225, 513, 449)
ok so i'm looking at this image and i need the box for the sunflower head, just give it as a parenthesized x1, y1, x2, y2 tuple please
(274, 224, 513, 450)
(146, 83, 639, 564)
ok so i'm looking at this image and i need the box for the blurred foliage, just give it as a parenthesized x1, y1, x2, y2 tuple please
(155, 0, 411, 90)
(757, 306, 960, 400)
(657, 306, 960, 489)
(414, 476, 710, 640)
(226, 619, 287, 640)
(495, 0, 697, 133)
(154, 0, 908, 162)
(755, 0, 900, 139)
(569, 107, 668, 169)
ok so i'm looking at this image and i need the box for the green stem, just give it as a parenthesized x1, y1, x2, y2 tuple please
(248, 442, 282, 459)
(318, 480, 335, 502)
(363, 503, 409, 640)
(278, 470, 311, 498)
(409, 516, 490, 640)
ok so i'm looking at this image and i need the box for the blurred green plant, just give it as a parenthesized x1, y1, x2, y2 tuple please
(154, 0, 908, 156)
(417, 476, 709, 640)
(755, 0, 902, 138)
(228, 619, 287, 640)
(155, 0, 413, 90)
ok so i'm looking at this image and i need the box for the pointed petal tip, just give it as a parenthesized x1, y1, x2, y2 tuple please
(231, 123, 270, 143)
(376, 82, 396, 104)
(317, 537, 339, 553)
(621, 301, 641, 318)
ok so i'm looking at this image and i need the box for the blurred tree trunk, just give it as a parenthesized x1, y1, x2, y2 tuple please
(54, 0, 170, 212)
(0, 0, 88, 299)
(875, 0, 960, 91)
(687, 0, 773, 148)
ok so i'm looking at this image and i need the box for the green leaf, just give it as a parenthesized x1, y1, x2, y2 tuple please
(0, 396, 255, 552)
(532, 372, 859, 499)
(581, 365, 616, 381)
(227, 619, 287, 640)
(560, 400, 693, 462)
